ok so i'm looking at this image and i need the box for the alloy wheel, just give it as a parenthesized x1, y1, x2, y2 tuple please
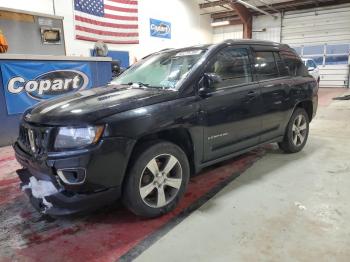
(292, 114, 307, 147)
(139, 154, 183, 208)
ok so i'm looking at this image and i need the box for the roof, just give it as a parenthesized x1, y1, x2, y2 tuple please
(146, 39, 294, 58)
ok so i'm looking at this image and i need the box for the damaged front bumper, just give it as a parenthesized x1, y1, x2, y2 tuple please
(17, 168, 120, 216)
(13, 134, 134, 215)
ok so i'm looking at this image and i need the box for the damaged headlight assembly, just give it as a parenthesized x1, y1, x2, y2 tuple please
(54, 126, 105, 150)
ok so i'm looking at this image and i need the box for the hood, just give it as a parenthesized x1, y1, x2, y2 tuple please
(24, 85, 178, 125)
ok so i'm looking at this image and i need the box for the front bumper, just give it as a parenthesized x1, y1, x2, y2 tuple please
(17, 168, 120, 215)
(13, 136, 135, 215)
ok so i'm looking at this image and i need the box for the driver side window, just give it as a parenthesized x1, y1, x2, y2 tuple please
(205, 47, 253, 90)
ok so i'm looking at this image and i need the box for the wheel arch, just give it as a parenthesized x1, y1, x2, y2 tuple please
(124, 128, 196, 184)
(295, 100, 313, 122)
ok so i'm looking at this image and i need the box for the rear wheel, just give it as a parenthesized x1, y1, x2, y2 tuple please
(278, 108, 309, 153)
(122, 141, 190, 217)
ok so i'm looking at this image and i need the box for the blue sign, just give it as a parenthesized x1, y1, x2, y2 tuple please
(150, 18, 171, 39)
(1, 62, 92, 115)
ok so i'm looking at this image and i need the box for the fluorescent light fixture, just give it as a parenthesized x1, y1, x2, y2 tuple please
(211, 20, 230, 27)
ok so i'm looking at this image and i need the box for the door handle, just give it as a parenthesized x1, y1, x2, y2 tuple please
(246, 91, 258, 98)
(244, 91, 258, 102)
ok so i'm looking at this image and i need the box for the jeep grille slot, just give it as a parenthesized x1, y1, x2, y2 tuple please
(18, 125, 50, 155)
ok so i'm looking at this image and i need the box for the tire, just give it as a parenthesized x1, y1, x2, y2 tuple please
(278, 108, 309, 153)
(122, 140, 190, 218)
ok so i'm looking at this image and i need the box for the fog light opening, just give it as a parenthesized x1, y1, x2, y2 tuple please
(57, 168, 86, 185)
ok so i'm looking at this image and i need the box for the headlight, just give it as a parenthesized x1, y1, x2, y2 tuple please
(54, 126, 104, 149)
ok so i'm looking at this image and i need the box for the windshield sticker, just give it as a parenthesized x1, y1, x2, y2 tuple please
(175, 50, 203, 57)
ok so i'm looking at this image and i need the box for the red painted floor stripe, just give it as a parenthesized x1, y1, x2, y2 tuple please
(0, 177, 18, 187)
(0, 156, 16, 164)
(318, 87, 348, 107)
(0, 147, 265, 262)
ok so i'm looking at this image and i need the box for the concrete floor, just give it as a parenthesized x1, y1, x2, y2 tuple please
(1, 88, 349, 261)
(135, 88, 350, 262)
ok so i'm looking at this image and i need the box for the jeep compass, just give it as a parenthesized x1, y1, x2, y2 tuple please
(14, 40, 318, 217)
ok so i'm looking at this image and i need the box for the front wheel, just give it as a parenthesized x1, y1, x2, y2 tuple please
(278, 108, 309, 153)
(122, 141, 190, 217)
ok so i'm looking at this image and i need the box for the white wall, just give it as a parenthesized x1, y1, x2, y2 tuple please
(0, 0, 212, 62)
(0, 0, 53, 14)
(252, 14, 281, 42)
(282, 4, 350, 87)
(212, 14, 281, 43)
(282, 3, 350, 46)
(212, 24, 243, 43)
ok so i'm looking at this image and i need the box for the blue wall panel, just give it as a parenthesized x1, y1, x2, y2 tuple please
(0, 60, 111, 146)
(91, 50, 130, 68)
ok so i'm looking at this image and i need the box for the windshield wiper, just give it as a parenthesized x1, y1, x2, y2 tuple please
(122, 82, 176, 90)
(127, 82, 150, 88)
(126, 82, 166, 90)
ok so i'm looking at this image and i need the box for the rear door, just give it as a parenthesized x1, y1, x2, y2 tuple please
(199, 45, 263, 162)
(253, 48, 293, 142)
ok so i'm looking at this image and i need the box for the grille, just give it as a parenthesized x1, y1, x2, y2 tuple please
(18, 124, 50, 155)
(18, 125, 31, 153)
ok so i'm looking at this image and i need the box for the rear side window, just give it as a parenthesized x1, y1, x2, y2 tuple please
(205, 47, 253, 89)
(287, 59, 308, 77)
(280, 50, 308, 77)
(254, 51, 279, 80)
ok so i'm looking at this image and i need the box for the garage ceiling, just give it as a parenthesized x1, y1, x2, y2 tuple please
(199, 0, 350, 21)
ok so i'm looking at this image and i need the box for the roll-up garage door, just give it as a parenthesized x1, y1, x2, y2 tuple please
(212, 24, 243, 44)
(282, 4, 350, 88)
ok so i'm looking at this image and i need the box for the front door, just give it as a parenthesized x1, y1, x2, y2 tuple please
(199, 46, 263, 162)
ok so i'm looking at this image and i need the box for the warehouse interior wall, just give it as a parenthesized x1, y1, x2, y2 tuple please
(0, 0, 212, 62)
(210, 4, 350, 88)
(212, 24, 243, 44)
(282, 3, 350, 87)
(252, 14, 281, 43)
(0, 0, 54, 14)
(212, 15, 281, 43)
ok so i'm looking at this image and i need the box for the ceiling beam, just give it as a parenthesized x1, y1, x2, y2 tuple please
(211, 10, 238, 19)
(229, 19, 244, 25)
(211, 0, 349, 20)
(204, 0, 231, 10)
(236, 0, 277, 17)
(229, 2, 252, 39)
(199, 0, 231, 9)
(254, 0, 280, 13)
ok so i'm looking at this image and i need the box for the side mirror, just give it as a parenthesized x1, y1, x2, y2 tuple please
(198, 73, 222, 96)
(308, 66, 315, 71)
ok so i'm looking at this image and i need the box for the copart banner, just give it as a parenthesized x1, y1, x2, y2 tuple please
(1, 62, 92, 115)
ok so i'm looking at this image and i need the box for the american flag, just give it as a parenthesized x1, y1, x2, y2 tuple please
(74, 0, 139, 44)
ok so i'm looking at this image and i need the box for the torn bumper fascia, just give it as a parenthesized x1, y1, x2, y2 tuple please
(17, 168, 61, 214)
(21, 176, 59, 214)
(17, 168, 121, 216)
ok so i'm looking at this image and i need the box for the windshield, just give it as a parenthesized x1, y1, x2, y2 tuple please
(111, 49, 207, 90)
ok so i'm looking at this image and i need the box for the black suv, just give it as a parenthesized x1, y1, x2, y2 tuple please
(14, 40, 318, 217)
